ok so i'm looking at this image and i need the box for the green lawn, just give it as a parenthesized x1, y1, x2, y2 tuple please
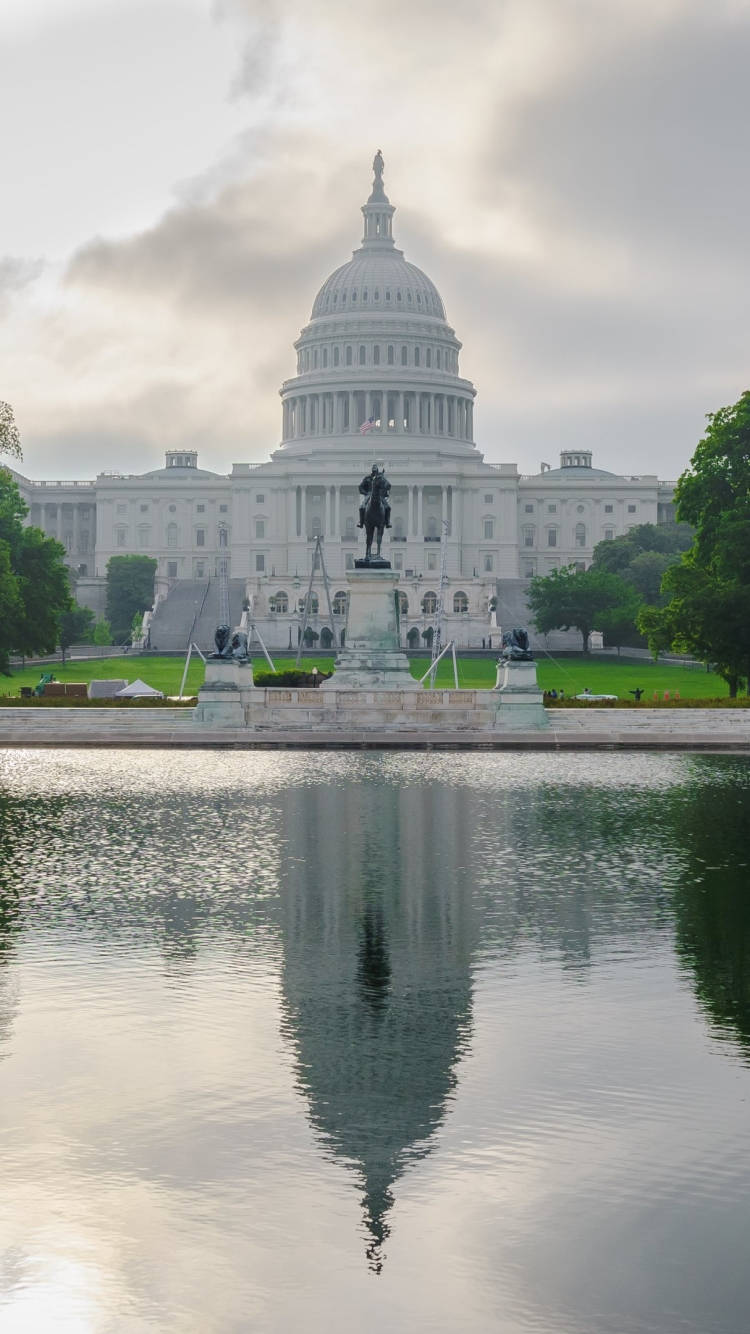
(0, 651, 733, 700)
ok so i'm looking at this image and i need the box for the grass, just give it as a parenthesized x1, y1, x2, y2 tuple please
(0, 651, 735, 701)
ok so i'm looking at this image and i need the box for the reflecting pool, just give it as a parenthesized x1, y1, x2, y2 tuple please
(0, 751, 749, 1333)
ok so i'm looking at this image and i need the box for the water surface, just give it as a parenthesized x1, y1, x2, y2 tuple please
(0, 751, 749, 1333)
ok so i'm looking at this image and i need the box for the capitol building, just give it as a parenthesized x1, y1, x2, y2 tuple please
(12, 155, 677, 649)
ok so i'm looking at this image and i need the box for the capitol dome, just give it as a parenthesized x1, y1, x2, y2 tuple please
(277, 152, 477, 455)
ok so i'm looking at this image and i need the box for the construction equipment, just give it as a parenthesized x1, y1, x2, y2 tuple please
(295, 535, 337, 667)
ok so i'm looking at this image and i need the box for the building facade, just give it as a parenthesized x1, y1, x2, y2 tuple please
(11, 157, 677, 647)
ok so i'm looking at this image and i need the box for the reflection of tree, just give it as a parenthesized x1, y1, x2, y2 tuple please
(278, 779, 476, 1272)
(0, 794, 23, 1057)
(670, 766, 750, 1054)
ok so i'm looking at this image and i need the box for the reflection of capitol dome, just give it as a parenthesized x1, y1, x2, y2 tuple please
(278, 779, 477, 1271)
(279, 152, 477, 455)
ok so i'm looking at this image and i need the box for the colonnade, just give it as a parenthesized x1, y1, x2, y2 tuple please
(282, 391, 474, 442)
(288, 483, 453, 539)
(31, 498, 95, 556)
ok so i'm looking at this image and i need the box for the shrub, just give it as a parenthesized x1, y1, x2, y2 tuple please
(253, 669, 333, 689)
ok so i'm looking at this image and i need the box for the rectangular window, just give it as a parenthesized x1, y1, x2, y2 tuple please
(604, 504, 613, 513)
(548, 529, 557, 547)
(256, 494, 264, 504)
(255, 554, 265, 572)
(116, 529, 126, 547)
(195, 561, 205, 577)
(167, 561, 178, 578)
(427, 552, 437, 570)
(345, 554, 355, 570)
(196, 529, 205, 547)
(484, 554, 494, 571)
(219, 504, 228, 513)
(524, 504, 534, 513)
(483, 520, 494, 539)
(548, 504, 556, 513)
(484, 494, 493, 504)
(255, 520, 265, 539)
(116, 503, 126, 515)
(628, 504, 637, 513)
(393, 552, 403, 570)
(604, 528, 614, 541)
(140, 504, 149, 513)
(197, 504, 205, 513)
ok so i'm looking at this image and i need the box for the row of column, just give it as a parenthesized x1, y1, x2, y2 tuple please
(288, 485, 452, 538)
(36, 502, 94, 553)
(282, 391, 473, 441)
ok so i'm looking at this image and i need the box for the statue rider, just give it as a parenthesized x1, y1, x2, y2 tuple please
(358, 463, 391, 529)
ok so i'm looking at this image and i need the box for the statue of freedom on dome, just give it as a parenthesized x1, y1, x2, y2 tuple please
(373, 149, 384, 184)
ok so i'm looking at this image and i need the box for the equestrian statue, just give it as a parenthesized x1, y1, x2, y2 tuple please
(357, 463, 391, 565)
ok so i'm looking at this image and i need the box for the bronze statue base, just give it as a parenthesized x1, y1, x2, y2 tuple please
(354, 556, 391, 569)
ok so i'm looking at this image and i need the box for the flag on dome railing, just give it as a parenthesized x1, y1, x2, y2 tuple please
(359, 417, 375, 435)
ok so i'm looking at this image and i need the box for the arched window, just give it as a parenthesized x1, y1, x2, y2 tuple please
(396, 591, 408, 615)
(137, 525, 150, 548)
(407, 626, 420, 648)
(346, 346, 353, 366)
(422, 591, 437, 614)
(166, 522, 179, 548)
(401, 346, 408, 366)
(270, 591, 288, 613)
(310, 516, 322, 538)
(218, 526, 228, 548)
(414, 347, 421, 367)
(436, 349, 441, 369)
(309, 595, 319, 613)
(333, 590, 347, 615)
(359, 345, 366, 365)
(523, 526, 535, 548)
(453, 591, 469, 613)
(483, 518, 494, 540)
(116, 526, 127, 548)
(575, 522, 586, 547)
(373, 345, 380, 366)
(387, 345, 394, 365)
(322, 348, 328, 368)
(303, 350, 309, 370)
(547, 528, 558, 547)
(320, 626, 333, 648)
(333, 347, 339, 366)
(313, 350, 318, 368)
(426, 348, 432, 368)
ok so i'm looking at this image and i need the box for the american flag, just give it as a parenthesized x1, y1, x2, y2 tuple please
(359, 417, 375, 435)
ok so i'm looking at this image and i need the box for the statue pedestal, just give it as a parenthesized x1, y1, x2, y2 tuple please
(493, 659, 548, 728)
(322, 570, 419, 691)
(194, 659, 253, 726)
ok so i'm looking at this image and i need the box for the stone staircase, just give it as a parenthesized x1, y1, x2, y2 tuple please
(148, 579, 246, 652)
(495, 579, 585, 652)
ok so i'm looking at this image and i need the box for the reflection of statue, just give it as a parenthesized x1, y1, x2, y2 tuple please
(500, 627, 533, 661)
(209, 625, 250, 662)
(357, 464, 391, 564)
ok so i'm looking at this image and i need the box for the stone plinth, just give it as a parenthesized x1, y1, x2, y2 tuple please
(493, 659, 548, 729)
(194, 659, 253, 726)
(322, 569, 419, 690)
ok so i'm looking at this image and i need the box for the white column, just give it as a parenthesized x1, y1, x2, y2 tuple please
(396, 392, 403, 434)
(301, 487, 307, 539)
(348, 392, 355, 433)
(288, 487, 296, 540)
(324, 487, 331, 535)
(365, 391, 373, 424)
(467, 401, 474, 440)
(334, 485, 340, 535)
(441, 486, 448, 528)
(417, 486, 423, 536)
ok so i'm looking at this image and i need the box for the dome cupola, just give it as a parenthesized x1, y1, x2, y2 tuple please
(277, 153, 478, 456)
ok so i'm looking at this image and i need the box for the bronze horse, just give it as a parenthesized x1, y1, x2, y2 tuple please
(363, 472, 389, 561)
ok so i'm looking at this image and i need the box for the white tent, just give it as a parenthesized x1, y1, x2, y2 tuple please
(115, 679, 164, 698)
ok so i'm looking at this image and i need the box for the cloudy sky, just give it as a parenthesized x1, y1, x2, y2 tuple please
(2, 0, 749, 480)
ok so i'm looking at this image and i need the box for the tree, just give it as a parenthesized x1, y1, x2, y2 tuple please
(527, 565, 637, 653)
(592, 522, 692, 606)
(105, 555, 157, 642)
(640, 391, 750, 693)
(92, 619, 113, 646)
(302, 626, 319, 648)
(59, 605, 95, 662)
(0, 467, 72, 672)
(0, 402, 22, 462)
